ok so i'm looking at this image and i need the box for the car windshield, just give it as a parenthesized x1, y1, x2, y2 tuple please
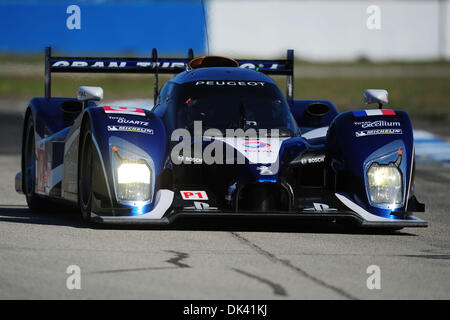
(176, 81, 298, 136)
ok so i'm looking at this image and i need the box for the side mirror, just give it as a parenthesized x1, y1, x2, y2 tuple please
(77, 86, 103, 102)
(364, 89, 388, 108)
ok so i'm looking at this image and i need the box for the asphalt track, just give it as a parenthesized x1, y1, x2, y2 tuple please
(0, 102, 449, 299)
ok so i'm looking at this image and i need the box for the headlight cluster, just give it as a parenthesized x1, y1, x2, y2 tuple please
(110, 136, 155, 203)
(367, 163, 402, 205)
(117, 162, 151, 201)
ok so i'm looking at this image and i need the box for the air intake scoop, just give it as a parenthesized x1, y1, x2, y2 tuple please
(188, 56, 239, 70)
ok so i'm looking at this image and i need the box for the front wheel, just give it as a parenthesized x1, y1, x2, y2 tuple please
(78, 121, 94, 221)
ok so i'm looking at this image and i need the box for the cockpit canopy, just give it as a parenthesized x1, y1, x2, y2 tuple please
(175, 80, 298, 136)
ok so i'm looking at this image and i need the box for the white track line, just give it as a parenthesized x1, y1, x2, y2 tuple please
(414, 130, 450, 163)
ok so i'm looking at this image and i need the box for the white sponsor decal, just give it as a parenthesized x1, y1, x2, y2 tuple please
(177, 155, 203, 164)
(52, 61, 184, 69)
(239, 63, 279, 70)
(195, 81, 265, 86)
(354, 120, 400, 129)
(51, 61, 282, 71)
(108, 116, 149, 126)
(184, 202, 218, 211)
(300, 156, 325, 165)
(304, 203, 338, 212)
(356, 129, 402, 137)
(107, 125, 154, 134)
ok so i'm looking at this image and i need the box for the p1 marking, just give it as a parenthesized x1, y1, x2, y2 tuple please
(180, 191, 209, 200)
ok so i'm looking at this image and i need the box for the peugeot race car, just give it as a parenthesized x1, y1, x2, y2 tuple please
(15, 47, 426, 228)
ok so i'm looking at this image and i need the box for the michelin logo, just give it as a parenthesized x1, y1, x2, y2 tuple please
(356, 129, 402, 137)
(107, 125, 154, 134)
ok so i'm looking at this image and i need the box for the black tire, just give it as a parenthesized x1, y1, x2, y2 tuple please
(78, 120, 94, 221)
(22, 115, 52, 212)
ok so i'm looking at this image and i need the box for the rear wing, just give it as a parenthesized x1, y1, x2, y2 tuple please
(44, 46, 294, 101)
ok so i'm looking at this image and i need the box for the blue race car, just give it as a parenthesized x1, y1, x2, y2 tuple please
(15, 47, 426, 229)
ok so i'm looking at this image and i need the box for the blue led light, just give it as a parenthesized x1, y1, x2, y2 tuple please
(258, 178, 277, 183)
(128, 203, 153, 216)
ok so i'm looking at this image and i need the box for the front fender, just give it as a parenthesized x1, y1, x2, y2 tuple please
(327, 110, 416, 218)
(85, 106, 168, 216)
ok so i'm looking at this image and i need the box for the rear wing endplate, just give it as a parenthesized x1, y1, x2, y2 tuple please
(44, 46, 294, 101)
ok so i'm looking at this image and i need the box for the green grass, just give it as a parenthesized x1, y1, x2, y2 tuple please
(0, 53, 44, 63)
(0, 74, 169, 99)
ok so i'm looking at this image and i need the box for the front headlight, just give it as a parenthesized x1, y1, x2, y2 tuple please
(367, 163, 402, 205)
(117, 162, 151, 201)
(109, 136, 155, 204)
(117, 163, 150, 184)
